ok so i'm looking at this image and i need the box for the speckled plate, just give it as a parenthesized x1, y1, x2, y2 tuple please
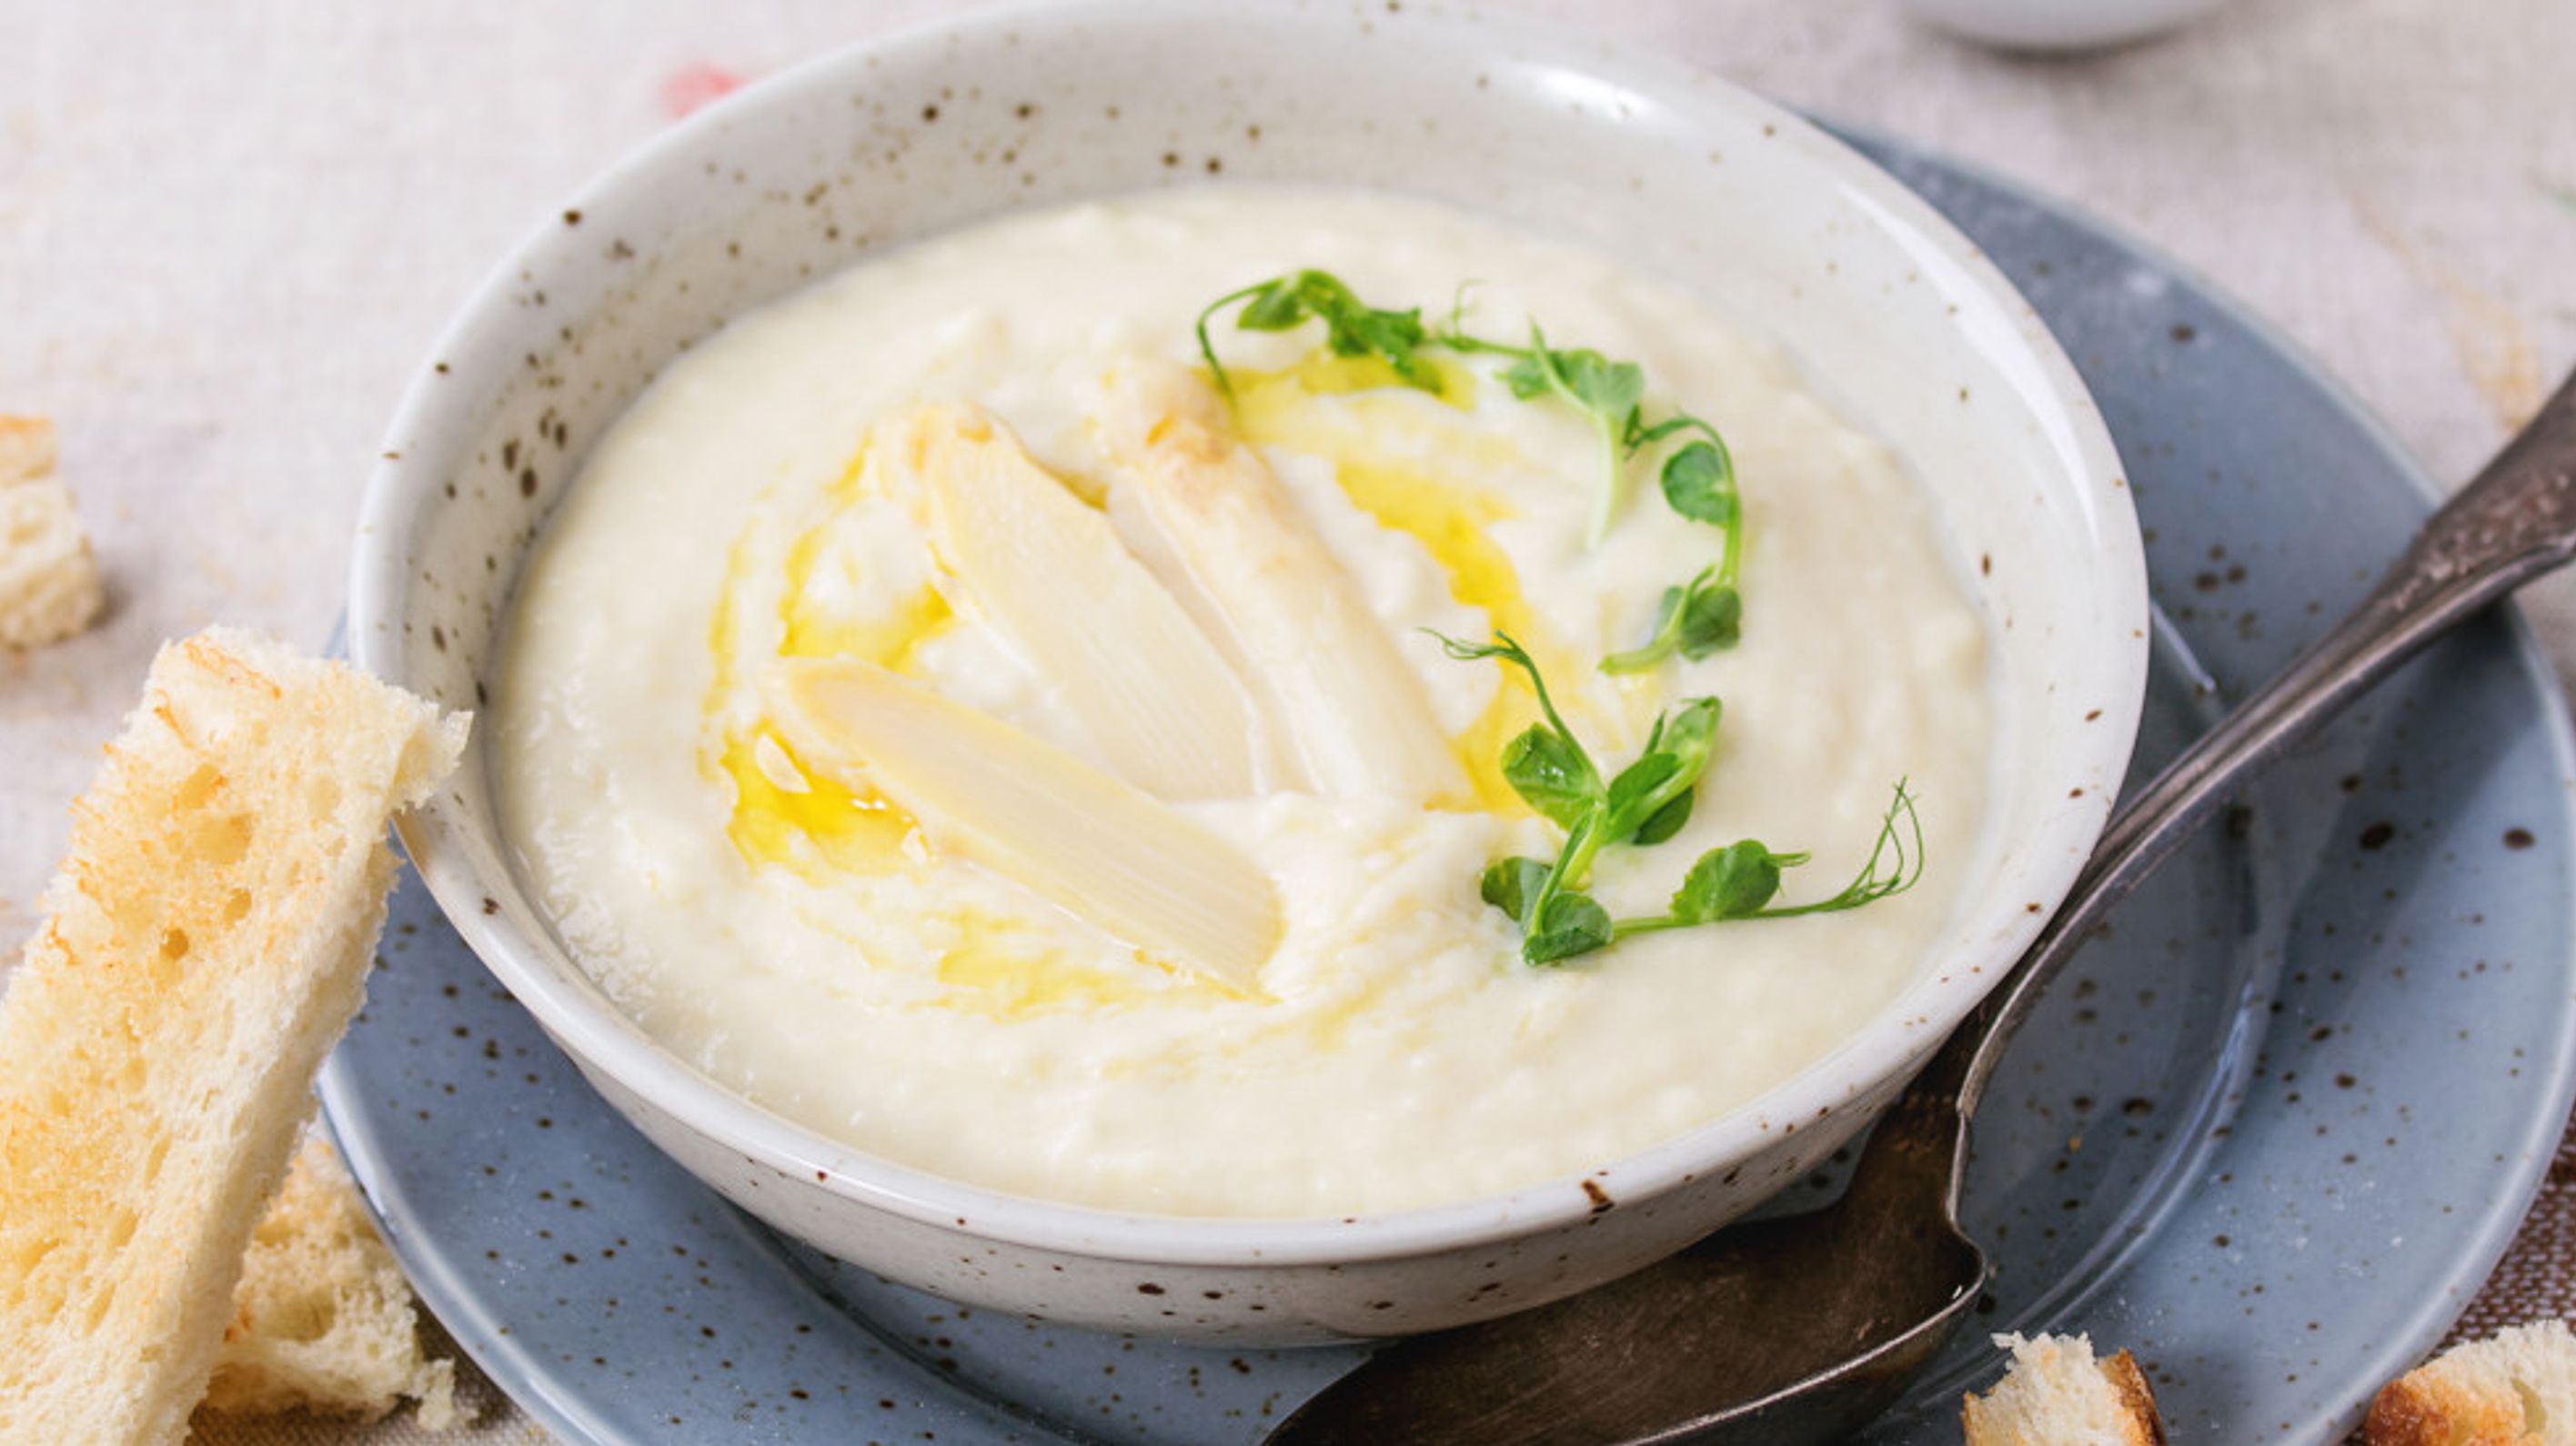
(319, 130, 2576, 1444)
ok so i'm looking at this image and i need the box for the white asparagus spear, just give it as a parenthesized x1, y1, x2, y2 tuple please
(1092, 356, 1470, 808)
(762, 658, 1282, 989)
(893, 403, 1271, 800)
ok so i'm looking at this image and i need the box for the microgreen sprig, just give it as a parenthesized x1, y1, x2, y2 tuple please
(1199, 270, 1748, 651)
(1608, 416, 1746, 671)
(1434, 629, 1925, 968)
(1612, 781, 1927, 942)
(1437, 321, 1646, 546)
(1434, 629, 1721, 963)
(1436, 316, 1746, 648)
(1599, 561, 1742, 674)
(1196, 270, 1441, 399)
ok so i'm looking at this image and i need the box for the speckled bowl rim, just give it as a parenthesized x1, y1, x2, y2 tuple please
(349, 0, 2146, 1269)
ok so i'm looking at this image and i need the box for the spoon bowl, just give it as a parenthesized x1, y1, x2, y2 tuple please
(1271, 1079, 1987, 1444)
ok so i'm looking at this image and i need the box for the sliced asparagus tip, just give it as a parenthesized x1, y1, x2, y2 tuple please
(1093, 356, 1470, 808)
(762, 658, 1283, 989)
(895, 403, 1271, 801)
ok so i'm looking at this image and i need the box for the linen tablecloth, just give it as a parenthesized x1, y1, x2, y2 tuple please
(6, 1, 2573, 1439)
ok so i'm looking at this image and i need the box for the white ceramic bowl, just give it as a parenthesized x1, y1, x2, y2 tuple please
(349, 1, 2147, 1345)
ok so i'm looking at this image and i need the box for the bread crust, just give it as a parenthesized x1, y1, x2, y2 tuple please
(2364, 1369, 2527, 1446)
(0, 628, 462, 1444)
(2099, 1351, 2169, 1446)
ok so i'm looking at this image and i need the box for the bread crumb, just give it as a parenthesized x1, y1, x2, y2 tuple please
(0, 415, 59, 485)
(1963, 1332, 2166, 1446)
(0, 415, 105, 649)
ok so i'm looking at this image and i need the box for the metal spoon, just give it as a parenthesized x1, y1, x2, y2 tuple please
(1265, 368, 2576, 1446)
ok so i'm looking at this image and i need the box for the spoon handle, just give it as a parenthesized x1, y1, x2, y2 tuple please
(1927, 368, 2576, 1132)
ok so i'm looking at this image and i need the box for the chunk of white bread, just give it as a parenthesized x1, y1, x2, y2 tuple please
(0, 628, 466, 1444)
(764, 656, 1281, 989)
(1092, 355, 1468, 808)
(1961, 1332, 2167, 1446)
(201, 1132, 460, 1428)
(892, 401, 1276, 799)
(2365, 1319, 2576, 1446)
(0, 414, 106, 650)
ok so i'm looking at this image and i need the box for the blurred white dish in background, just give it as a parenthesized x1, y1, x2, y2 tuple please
(1901, 0, 2233, 52)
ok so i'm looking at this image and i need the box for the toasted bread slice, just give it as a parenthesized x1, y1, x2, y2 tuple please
(199, 1132, 460, 1428)
(0, 414, 104, 650)
(2366, 1319, 2576, 1446)
(0, 628, 464, 1445)
(1962, 1332, 2167, 1446)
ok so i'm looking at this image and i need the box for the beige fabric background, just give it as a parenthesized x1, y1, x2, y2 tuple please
(5, 0, 2573, 1440)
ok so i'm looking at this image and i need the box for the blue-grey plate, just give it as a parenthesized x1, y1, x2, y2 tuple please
(319, 130, 2576, 1445)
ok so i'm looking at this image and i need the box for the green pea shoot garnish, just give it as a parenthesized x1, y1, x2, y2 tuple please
(1433, 630, 1924, 969)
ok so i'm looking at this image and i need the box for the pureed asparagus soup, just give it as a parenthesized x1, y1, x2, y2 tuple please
(493, 187, 1992, 1218)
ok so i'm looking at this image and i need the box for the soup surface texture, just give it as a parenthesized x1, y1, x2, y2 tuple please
(493, 187, 1992, 1218)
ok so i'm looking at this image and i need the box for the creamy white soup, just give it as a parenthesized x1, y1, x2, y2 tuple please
(493, 187, 1991, 1218)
